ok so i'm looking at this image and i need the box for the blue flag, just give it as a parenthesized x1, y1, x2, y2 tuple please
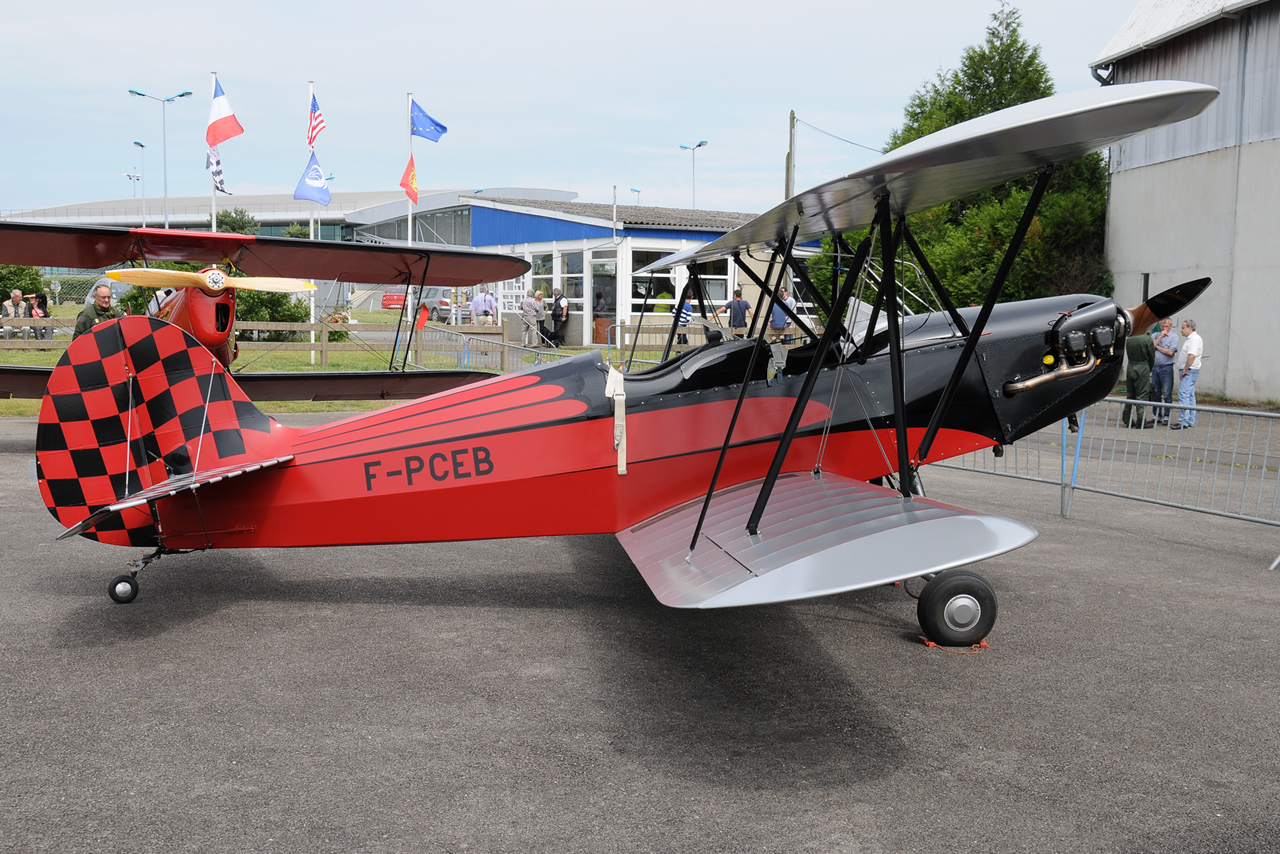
(410, 100, 447, 141)
(293, 151, 331, 206)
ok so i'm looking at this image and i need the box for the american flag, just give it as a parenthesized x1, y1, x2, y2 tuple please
(307, 95, 326, 148)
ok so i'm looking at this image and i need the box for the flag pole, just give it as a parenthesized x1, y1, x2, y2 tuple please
(309, 81, 316, 241)
(210, 71, 218, 232)
(406, 92, 413, 248)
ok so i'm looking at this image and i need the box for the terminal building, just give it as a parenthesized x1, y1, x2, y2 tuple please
(5, 189, 758, 348)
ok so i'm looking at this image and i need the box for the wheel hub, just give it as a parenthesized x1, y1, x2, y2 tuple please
(113, 581, 133, 598)
(943, 594, 981, 632)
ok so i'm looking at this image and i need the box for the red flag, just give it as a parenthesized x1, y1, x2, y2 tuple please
(400, 156, 418, 204)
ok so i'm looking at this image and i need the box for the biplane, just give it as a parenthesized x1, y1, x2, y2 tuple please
(24, 80, 1216, 646)
(0, 223, 528, 400)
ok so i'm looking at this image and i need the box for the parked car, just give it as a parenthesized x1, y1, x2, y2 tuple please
(381, 286, 407, 310)
(418, 286, 470, 324)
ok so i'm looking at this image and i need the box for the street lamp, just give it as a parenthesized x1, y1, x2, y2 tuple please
(128, 88, 192, 228)
(679, 140, 707, 209)
(630, 187, 641, 205)
(133, 141, 147, 227)
(124, 171, 141, 197)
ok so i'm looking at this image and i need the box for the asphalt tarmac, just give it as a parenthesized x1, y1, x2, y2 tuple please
(3, 412, 1278, 853)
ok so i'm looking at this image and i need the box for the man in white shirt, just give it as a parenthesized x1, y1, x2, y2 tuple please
(470, 285, 497, 327)
(1171, 318, 1203, 430)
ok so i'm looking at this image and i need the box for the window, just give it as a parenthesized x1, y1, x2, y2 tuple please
(631, 250, 676, 315)
(561, 251, 584, 305)
(693, 259, 728, 304)
(531, 253, 553, 300)
(591, 250, 617, 316)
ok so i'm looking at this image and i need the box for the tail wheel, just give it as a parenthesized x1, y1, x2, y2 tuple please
(108, 574, 139, 604)
(917, 569, 997, 646)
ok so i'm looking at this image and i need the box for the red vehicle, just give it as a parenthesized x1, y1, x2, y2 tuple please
(381, 286, 406, 309)
(16, 81, 1218, 646)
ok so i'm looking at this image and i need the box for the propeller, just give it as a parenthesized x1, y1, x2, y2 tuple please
(106, 267, 315, 294)
(1127, 277, 1211, 334)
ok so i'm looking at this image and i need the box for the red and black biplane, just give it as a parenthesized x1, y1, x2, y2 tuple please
(13, 80, 1217, 645)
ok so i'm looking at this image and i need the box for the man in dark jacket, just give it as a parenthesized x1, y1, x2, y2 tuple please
(1122, 327, 1156, 428)
(74, 284, 125, 339)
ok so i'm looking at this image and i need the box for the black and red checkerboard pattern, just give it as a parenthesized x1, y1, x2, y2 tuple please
(36, 316, 280, 545)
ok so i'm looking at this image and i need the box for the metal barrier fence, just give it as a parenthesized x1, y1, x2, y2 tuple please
(406, 324, 574, 373)
(607, 323, 714, 370)
(936, 397, 1280, 537)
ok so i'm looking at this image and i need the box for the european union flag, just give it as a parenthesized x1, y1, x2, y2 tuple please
(411, 100, 447, 142)
(293, 151, 331, 206)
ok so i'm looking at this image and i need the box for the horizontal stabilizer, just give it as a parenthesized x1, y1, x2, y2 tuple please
(57, 455, 293, 541)
(616, 472, 1036, 608)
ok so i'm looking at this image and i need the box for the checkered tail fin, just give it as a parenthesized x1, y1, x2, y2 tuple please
(35, 316, 288, 546)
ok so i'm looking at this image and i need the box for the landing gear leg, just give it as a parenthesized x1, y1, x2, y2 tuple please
(107, 547, 166, 605)
(916, 569, 998, 646)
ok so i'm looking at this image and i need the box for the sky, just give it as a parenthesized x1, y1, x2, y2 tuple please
(0, 0, 1137, 217)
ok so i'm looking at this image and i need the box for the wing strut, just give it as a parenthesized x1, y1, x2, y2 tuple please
(744, 205, 885, 535)
(915, 164, 1055, 464)
(688, 226, 802, 551)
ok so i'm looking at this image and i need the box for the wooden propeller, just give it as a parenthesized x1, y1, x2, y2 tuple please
(1127, 277, 1211, 334)
(106, 267, 315, 294)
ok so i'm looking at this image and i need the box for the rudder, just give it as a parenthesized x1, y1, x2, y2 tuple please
(36, 316, 282, 545)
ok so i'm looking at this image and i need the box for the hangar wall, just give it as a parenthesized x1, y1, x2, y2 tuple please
(1107, 137, 1280, 400)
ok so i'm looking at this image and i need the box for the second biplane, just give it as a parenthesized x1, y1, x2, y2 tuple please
(28, 80, 1216, 645)
(0, 223, 529, 400)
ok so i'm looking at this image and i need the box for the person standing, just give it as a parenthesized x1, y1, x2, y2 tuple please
(551, 286, 568, 347)
(1122, 328, 1155, 428)
(767, 285, 795, 343)
(676, 293, 692, 347)
(469, 284, 497, 327)
(534, 290, 548, 345)
(2, 289, 32, 340)
(1151, 318, 1178, 424)
(1171, 318, 1203, 430)
(714, 287, 753, 337)
(74, 284, 125, 339)
(519, 288, 538, 347)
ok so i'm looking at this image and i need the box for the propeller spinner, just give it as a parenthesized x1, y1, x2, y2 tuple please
(106, 267, 315, 294)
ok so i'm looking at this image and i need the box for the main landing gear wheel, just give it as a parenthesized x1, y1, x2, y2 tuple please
(917, 569, 997, 646)
(108, 574, 139, 604)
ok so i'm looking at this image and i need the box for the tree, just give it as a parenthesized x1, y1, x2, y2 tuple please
(212, 207, 310, 339)
(807, 3, 1111, 309)
(281, 222, 310, 239)
(0, 265, 44, 296)
(217, 207, 260, 235)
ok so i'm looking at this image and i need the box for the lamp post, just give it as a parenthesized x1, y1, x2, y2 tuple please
(124, 171, 141, 197)
(679, 140, 707, 209)
(133, 141, 147, 227)
(630, 187, 641, 205)
(128, 88, 192, 228)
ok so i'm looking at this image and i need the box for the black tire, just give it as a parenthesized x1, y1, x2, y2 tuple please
(429, 308, 441, 323)
(917, 569, 997, 646)
(108, 574, 138, 605)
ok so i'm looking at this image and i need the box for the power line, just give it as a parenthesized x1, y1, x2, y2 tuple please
(795, 118, 883, 154)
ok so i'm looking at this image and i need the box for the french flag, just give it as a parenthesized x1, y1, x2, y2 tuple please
(206, 79, 244, 148)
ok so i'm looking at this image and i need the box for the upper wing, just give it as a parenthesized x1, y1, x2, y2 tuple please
(0, 221, 530, 286)
(638, 80, 1218, 272)
(616, 471, 1036, 608)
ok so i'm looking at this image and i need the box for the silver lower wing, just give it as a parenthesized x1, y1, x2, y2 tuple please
(616, 472, 1036, 608)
